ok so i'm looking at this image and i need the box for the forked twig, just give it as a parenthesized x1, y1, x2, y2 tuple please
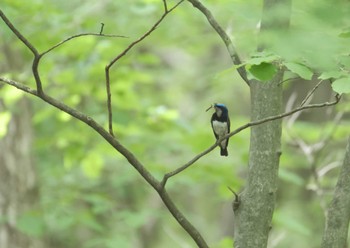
(0, 9, 43, 94)
(41, 32, 127, 57)
(104, 0, 184, 137)
(0, 9, 127, 95)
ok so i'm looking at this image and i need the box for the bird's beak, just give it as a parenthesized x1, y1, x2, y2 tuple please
(206, 105, 213, 112)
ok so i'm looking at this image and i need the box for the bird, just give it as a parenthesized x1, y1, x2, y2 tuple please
(206, 103, 230, 156)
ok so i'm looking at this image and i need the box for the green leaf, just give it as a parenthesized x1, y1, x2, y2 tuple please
(339, 30, 350, 38)
(245, 55, 280, 65)
(332, 77, 350, 94)
(247, 62, 277, 81)
(319, 71, 347, 80)
(284, 62, 313, 80)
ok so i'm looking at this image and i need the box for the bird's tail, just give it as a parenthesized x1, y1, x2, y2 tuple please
(220, 147, 228, 156)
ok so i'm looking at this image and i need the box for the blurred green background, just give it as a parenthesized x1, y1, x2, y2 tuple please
(1, 0, 350, 247)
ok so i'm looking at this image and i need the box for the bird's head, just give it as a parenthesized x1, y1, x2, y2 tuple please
(206, 103, 228, 117)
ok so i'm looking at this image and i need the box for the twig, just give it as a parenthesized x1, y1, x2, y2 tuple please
(105, 68, 114, 136)
(41, 32, 127, 56)
(0, 76, 209, 248)
(104, 0, 184, 137)
(0, 9, 127, 95)
(300, 80, 324, 107)
(162, 0, 168, 12)
(227, 186, 240, 211)
(100, 23, 105, 35)
(278, 76, 299, 85)
(287, 80, 324, 127)
(161, 94, 341, 187)
(187, 0, 250, 86)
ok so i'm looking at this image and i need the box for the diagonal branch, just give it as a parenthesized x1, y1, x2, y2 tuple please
(161, 93, 341, 187)
(0, 76, 209, 248)
(104, 0, 184, 137)
(1, 5, 209, 246)
(300, 79, 324, 107)
(187, 0, 250, 85)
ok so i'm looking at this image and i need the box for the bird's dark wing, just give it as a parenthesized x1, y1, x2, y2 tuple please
(211, 114, 219, 140)
(226, 116, 231, 146)
(227, 116, 231, 133)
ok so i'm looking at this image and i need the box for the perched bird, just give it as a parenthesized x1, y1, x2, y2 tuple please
(206, 103, 230, 156)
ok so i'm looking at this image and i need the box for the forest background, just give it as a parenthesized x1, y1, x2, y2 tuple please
(1, 0, 350, 247)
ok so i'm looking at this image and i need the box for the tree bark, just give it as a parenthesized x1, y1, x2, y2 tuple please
(0, 98, 43, 248)
(233, 0, 291, 247)
(321, 137, 350, 248)
(234, 75, 283, 248)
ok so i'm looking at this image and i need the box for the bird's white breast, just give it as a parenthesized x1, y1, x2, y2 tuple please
(212, 120, 228, 138)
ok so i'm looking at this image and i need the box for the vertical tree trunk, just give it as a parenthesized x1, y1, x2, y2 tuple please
(234, 0, 291, 247)
(321, 137, 350, 248)
(0, 98, 43, 248)
(234, 76, 283, 248)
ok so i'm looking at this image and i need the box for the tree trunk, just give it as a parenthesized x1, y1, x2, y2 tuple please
(233, 0, 291, 247)
(0, 98, 43, 248)
(234, 75, 283, 248)
(321, 137, 350, 248)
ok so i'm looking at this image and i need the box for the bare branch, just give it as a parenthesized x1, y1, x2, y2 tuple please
(0, 9, 128, 95)
(104, 0, 184, 136)
(0, 76, 209, 248)
(187, 0, 250, 85)
(278, 76, 299, 85)
(41, 32, 127, 57)
(0, 5, 211, 246)
(100, 23, 105, 35)
(163, 0, 168, 12)
(161, 93, 341, 187)
(0, 9, 43, 94)
(228, 186, 240, 211)
(300, 79, 324, 107)
(105, 69, 114, 136)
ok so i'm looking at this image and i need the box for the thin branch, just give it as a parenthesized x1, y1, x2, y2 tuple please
(104, 0, 184, 136)
(228, 186, 240, 211)
(278, 76, 299, 85)
(1, 5, 209, 245)
(187, 0, 250, 85)
(0, 9, 43, 94)
(0, 76, 209, 248)
(300, 79, 324, 107)
(161, 93, 341, 187)
(163, 0, 168, 12)
(106, 0, 184, 70)
(105, 68, 114, 136)
(100, 23, 105, 35)
(41, 32, 127, 57)
(287, 80, 324, 127)
(0, 9, 128, 95)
